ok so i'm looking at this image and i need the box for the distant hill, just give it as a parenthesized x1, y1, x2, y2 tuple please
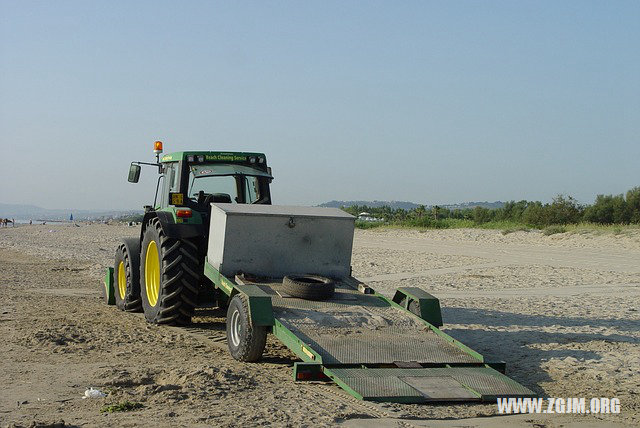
(318, 200, 420, 210)
(0, 203, 141, 221)
(318, 200, 505, 210)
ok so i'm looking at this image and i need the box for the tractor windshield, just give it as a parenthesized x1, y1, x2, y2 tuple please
(188, 164, 272, 204)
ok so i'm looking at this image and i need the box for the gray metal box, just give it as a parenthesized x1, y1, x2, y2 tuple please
(208, 204, 355, 279)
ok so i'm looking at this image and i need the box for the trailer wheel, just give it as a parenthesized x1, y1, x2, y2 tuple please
(282, 275, 335, 300)
(140, 218, 200, 325)
(114, 238, 142, 312)
(226, 294, 267, 362)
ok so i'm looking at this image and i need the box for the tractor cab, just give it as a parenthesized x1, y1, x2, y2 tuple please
(159, 152, 273, 212)
(128, 142, 273, 217)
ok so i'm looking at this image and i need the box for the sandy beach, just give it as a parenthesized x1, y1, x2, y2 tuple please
(1, 224, 638, 427)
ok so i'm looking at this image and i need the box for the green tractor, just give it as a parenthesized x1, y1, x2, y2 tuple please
(102, 142, 537, 402)
(108, 141, 273, 325)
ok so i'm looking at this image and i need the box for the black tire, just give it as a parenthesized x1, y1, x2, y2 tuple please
(114, 238, 142, 312)
(140, 218, 201, 325)
(226, 294, 267, 362)
(282, 275, 335, 300)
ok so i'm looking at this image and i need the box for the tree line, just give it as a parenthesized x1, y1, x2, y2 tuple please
(342, 187, 640, 228)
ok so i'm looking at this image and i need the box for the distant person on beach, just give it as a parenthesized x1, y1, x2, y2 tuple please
(12, 218, 15, 227)
(29, 219, 32, 225)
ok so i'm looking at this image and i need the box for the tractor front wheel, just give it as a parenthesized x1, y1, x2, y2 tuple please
(226, 294, 267, 362)
(140, 218, 200, 325)
(114, 238, 142, 312)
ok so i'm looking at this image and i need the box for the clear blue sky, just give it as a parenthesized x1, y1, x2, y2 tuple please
(1, 1, 638, 210)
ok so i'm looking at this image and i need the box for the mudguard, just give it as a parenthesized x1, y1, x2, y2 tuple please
(140, 211, 205, 241)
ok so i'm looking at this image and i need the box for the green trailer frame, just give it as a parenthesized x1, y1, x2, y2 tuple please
(203, 258, 535, 403)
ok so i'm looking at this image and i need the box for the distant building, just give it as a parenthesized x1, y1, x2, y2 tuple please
(357, 212, 383, 222)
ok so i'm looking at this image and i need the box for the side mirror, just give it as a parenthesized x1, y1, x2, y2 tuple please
(128, 164, 141, 183)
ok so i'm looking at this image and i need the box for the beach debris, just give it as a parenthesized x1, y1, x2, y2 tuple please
(83, 387, 106, 399)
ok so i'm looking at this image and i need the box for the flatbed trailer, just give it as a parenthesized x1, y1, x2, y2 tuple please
(203, 261, 535, 403)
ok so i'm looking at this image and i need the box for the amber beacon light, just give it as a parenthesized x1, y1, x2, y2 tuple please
(154, 141, 163, 154)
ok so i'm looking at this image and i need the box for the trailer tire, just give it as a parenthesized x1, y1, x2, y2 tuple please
(114, 238, 142, 312)
(226, 294, 267, 362)
(140, 218, 200, 325)
(282, 275, 335, 300)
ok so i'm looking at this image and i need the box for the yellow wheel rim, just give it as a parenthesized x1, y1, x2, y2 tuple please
(145, 240, 161, 307)
(117, 261, 126, 299)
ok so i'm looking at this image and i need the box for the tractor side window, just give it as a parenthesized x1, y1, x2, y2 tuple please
(169, 164, 179, 192)
(160, 163, 178, 207)
(244, 176, 261, 203)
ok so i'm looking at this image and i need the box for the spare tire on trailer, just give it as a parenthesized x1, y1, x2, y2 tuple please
(282, 275, 335, 300)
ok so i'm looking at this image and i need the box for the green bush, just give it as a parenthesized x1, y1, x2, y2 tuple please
(522, 202, 547, 227)
(547, 195, 583, 224)
(627, 187, 640, 223)
(472, 206, 494, 224)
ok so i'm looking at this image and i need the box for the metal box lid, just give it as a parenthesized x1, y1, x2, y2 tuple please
(210, 204, 355, 219)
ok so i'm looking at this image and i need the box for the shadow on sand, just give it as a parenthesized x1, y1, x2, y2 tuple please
(441, 306, 639, 394)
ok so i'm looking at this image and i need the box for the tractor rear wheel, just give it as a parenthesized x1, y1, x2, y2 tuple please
(114, 238, 142, 312)
(226, 294, 267, 362)
(140, 218, 200, 325)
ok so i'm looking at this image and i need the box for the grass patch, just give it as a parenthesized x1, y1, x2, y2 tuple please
(354, 220, 385, 230)
(564, 222, 640, 235)
(101, 401, 144, 413)
(543, 225, 566, 236)
(354, 218, 640, 236)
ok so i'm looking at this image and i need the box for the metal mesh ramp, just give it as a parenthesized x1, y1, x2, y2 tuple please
(259, 281, 479, 365)
(325, 367, 536, 403)
(236, 278, 536, 402)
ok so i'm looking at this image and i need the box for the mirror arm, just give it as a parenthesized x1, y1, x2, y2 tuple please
(132, 160, 163, 175)
(153, 175, 162, 208)
(132, 161, 162, 168)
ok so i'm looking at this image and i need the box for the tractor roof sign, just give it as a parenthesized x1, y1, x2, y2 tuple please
(160, 151, 266, 163)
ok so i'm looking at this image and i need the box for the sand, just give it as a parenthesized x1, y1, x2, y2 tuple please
(0, 224, 638, 427)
